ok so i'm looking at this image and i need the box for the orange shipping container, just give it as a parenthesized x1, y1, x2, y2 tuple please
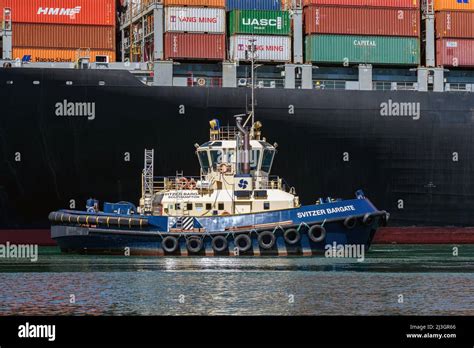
(12, 48, 116, 63)
(12, 23, 115, 50)
(162, 0, 225, 7)
(434, 0, 474, 11)
(0, 0, 115, 26)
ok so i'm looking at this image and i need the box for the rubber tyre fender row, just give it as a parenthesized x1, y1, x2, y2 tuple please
(344, 216, 357, 230)
(186, 237, 203, 253)
(283, 228, 301, 245)
(234, 234, 252, 252)
(308, 225, 326, 243)
(258, 231, 276, 250)
(162, 236, 179, 253)
(211, 235, 228, 252)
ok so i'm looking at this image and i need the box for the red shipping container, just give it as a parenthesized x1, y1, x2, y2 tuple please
(12, 23, 115, 50)
(435, 11, 474, 39)
(436, 38, 474, 67)
(304, 6, 419, 37)
(164, 33, 226, 60)
(303, 0, 419, 8)
(0, 0, 115, 26)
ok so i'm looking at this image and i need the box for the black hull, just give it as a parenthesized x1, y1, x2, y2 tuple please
(1, 68, 474, 230)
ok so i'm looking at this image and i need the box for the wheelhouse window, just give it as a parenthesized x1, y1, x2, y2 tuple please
(250, 149, 261, 171)
(198, 151, 210, 173)
(261, 149, 275, 173)
(210, 150, 222, 169)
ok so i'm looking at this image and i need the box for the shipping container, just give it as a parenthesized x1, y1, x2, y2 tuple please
(12, 48, 116, 62)
(165, 7, 225, 33)
(303, 0, 419, 8)
(0, 0, 115, 26)
(226, 0, 282, 11)
(435, 11, 474, 39)
(229, 10, 290, 35)
(163, 0, 225, 7)
(305, 35, 420, 65)
(12, 23, 115, 50)
(229, 35, 291, 62)
(304, 6, 419, 37)
(436, 38, 474, 67)
(164, 33, 226, 60)
(434, 0, 474, 11)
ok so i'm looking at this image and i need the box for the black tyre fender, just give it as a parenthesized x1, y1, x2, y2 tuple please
(362, 213, 374, 226)
(344, 216, 357, 229)
(186, 237, 203, 253)
(308, 225, 326, 243)
(211, 235, 228, 252)
(234, 234, 252, 252)
(283, 228, 301, 245)
(258, 231, 276, 250)
(162, 236, 179, 253)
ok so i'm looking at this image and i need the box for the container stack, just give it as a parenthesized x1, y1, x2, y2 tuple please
(0, 0, 116, 62)
(434, 0, 474, 67)
(227, 0, 292, 62)
(303, 0, 421, 66)
(163, 0, 226, 61)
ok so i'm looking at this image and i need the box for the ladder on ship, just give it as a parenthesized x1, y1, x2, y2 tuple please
(142, 149, 154, 214)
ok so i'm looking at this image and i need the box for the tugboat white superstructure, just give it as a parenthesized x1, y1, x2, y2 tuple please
(49, 115, 389, 257)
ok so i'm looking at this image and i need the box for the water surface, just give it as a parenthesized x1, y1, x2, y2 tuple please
(0, 245, 473, 315)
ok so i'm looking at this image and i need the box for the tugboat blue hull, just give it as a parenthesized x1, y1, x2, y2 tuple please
(50, 198, 388, 257)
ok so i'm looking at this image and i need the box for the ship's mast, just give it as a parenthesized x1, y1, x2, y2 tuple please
(246, 37, 259, 139)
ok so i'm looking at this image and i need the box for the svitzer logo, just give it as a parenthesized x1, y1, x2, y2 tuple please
(37, 6, 82, 17)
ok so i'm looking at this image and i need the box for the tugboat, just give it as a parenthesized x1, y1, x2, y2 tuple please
(49, 114, 389, 256)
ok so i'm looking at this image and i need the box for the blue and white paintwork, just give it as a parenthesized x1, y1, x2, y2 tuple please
(49, 193, 389, 257)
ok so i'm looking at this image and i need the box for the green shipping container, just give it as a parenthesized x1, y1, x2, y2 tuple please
(229, 10, 291, 36)
(305, 35, 420, 66)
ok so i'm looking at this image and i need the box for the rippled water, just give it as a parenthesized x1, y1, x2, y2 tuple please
(0, 245, 473, 315)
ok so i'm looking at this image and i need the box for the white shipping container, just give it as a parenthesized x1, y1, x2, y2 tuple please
(229, 35, 291, 62)
(165, 7, 226, 33)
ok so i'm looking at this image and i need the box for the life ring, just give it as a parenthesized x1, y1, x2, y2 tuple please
(363, 213, 375, 226)
(218, 163, 229, 174)
(283, 228, 301, 245)
(177, 177, 188, 189)
(221, 211, 230, 216)
(197, 78, 206, 86)
(234, 234, 252, 252)
(258, 231, 275, 250)
(186, 179, 197, 190)
(344, 216, 357, 230)
(308, 225, 326, 243)
(186, 237, 203, 253)
(211, 236, 228, 252)
(162, 236, 178, 253)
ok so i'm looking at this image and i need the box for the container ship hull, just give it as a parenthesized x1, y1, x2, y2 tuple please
(1, 68, 474, 245)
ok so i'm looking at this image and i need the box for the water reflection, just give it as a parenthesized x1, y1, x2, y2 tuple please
(0, 245, 473, 316)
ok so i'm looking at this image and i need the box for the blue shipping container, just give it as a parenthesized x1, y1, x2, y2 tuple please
(226, 0, 281, 11)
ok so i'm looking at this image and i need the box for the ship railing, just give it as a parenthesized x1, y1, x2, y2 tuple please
(254, 78, 285, 89)
(313, 80, 347, 90)
(153, 176, 202, 192)
(373, 82, 418, 91)
(254, 176, 290, 192)
(210, 126, 240, 141)
(445, 83, 472, 92)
